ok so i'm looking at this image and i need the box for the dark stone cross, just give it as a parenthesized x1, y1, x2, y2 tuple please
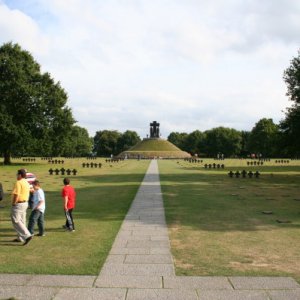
(150, 121, 160, 138)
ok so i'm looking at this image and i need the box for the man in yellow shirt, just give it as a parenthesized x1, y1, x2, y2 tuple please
(11, 169, 32, 245)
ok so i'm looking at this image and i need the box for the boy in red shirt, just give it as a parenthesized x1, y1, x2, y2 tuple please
(61, 178, 76, 232)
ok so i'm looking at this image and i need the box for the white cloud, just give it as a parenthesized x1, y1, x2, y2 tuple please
(0, 0, 299, 138)
(0, 3, 49, 54)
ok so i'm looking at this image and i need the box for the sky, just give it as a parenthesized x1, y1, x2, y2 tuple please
(0, 0, 299, 138)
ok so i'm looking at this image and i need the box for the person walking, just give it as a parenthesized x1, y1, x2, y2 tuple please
(61, 178, 76, 232)
(0, 182, 4, 202)
(28, 180, 46, 237)
(11, 169, 32, 245)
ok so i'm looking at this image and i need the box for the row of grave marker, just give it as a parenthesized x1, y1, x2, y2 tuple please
(105, 159, 124, 162)
(228, 170, 260, 178)
(275, 160, 290, 163)
(82, 163, 102, 168)
(184, 158, 203, 163)
(22, 158, 37, 162)
(48, 168, 77, 175)
(247, 161, 264, 165)
(204, 164, 225, 169)
(48, 160, 65, 164)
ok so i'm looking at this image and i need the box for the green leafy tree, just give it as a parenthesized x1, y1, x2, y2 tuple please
(62, 126, 93, 157)
(117, 130, 141, 153)
(204, 127, 242, 157)
(281, 49, 300, 156)
(167, 132, 189, 151)
(93, 130, 122, 157)
(240, 130, 251, 157)
(184, 130, 206, 156)
(247, 118, 279, 157)
(0, 42, 75, 163)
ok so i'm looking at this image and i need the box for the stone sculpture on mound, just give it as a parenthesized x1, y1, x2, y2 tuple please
(117, 121, 191, 158)
(150, 121, 160, 138)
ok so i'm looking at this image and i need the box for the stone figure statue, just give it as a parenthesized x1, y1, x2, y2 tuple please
(150, 121, 160, 138)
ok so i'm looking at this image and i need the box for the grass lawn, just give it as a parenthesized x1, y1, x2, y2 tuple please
(159, 159, 300, 282)
(0, 158, 149, 275)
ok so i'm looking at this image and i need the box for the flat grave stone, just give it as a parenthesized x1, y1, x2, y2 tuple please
(276, 219, 291, 223)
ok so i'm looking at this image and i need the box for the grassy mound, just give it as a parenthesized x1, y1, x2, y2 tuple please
(119, 138, 191, 158)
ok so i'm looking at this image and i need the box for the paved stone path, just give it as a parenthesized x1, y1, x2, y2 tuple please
(1, 160, 300, 299)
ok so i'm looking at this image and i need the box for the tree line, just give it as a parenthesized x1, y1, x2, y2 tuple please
(0, 43, 299, 163)
(167, 118, 281, 158)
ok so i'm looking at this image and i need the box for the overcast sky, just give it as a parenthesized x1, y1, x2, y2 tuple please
(0, 0, 299, 138)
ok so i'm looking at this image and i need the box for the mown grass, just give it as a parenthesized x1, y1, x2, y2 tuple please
(0, 158, 149, 274)
(159, 159, 300, 282)
(130, 139, 182, 151)
(122, 139, 189, 158)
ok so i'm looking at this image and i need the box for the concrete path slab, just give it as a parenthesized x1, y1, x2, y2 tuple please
(26, 274, 96, 287)
(0, 273, 34, 285)
(126, 288, 198, 300)
(0, 286, 59, 300)
(163, 276, 233, 290)
(95, 275, 162, 288)
(99, 263, 175, 276)
(53, 287, 127, 300)
(197, 290, 270, 300)
(124, 254, 173, 264)
(229, 276, 300, 290)
(267, 289, 300, 300)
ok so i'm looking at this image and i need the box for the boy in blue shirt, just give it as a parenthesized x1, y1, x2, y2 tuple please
(28, 180, 46, 236)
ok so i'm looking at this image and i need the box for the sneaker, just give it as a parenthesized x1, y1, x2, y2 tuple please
(37, 233, 46, 237)
(23, 236, 32, 246)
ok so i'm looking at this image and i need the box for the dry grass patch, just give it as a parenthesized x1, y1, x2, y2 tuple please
(159, 159, 300, 282)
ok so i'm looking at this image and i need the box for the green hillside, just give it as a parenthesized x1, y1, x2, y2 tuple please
(118, 138, 190, 158)
(131, 139, 182, 151)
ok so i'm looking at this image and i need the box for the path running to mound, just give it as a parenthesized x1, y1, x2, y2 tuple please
(0, 160, 300, 299)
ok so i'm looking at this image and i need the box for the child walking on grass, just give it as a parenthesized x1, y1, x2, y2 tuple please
(28, 180, 46, 236)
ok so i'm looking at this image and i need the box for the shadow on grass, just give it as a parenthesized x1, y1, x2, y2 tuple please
(0, 172, 146, 241)
(0, 161, 152, 275)
(160, 172, 300, 232)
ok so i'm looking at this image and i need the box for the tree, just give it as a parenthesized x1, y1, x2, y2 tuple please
(62, 126, 93, 157)
(281, 49, 300, 156)
(247, 118, 279, 157)
(240, 130, 251, 157)
(93, 130, 122, 157)
(167, 132, 188, 151)
(0, 42, 75, 163)
(204, 127, 242, 157)
(184, 130, 206, 156)
(117, 130, 141, 153)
